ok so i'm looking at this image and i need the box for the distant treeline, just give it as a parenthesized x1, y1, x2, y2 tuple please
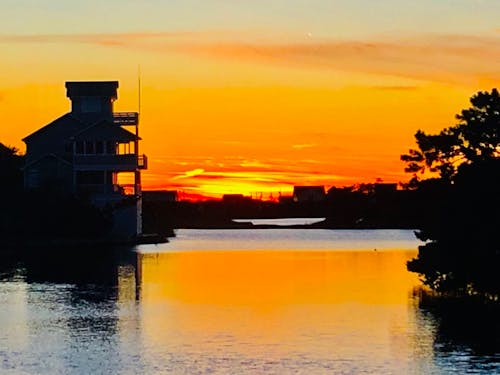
(142, 184, 439, 230)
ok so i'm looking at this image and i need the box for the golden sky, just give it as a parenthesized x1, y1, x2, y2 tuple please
(2, 1, 500, 198)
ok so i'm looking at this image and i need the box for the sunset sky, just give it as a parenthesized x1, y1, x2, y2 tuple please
(2, 1, 500, 198)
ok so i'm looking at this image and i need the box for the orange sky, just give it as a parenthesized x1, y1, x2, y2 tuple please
(2, 4, 500, 198)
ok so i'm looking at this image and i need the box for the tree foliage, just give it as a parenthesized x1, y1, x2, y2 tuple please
(401, 88, 500, 183)
(0, 143, 24, 193)
(403, 89, 500, 299)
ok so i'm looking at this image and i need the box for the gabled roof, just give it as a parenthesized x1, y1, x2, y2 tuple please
(22, 113, 83, 143)
(72, 120, 139, 142)
(23, 114, 138, 143)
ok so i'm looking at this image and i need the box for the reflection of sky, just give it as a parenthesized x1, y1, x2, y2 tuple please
(0, 229, 497, 373)
(136, 245, 438, 373)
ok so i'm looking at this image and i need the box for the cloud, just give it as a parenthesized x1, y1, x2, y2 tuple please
(369, 85, 419, 91)
(0, 31, 199, 45)
(176, 34, 500, 85)
(2, 30, 499, 85)
(7, 30, 500, 88)
(172, 168, 205, 180)
(292, 143, 316, 149)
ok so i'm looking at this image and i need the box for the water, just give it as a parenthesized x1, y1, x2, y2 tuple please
(0, 229, 498, 374)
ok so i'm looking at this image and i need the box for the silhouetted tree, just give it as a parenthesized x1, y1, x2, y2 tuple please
(401, 88, 500, 184)
(0, 143, 24, 194)
(402, 89, 500, 298)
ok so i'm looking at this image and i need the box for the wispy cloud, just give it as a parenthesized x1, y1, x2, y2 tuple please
(2, 30, 499, 85)
(369, 85, 419, 91)
(292, 143, 317, 149)
(172, 168, 205, 180)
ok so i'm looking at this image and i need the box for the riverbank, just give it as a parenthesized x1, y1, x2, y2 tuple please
(0, 232, 169, 252)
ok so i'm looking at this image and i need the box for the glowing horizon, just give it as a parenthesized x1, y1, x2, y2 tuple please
(2, 1, 500, 198)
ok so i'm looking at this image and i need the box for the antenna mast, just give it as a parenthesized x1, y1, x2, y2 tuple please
(137, 64, 141, 139)
(138, 64, 142, 115)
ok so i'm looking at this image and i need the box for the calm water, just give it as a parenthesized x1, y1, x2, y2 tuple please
(0, 229, 498, 374)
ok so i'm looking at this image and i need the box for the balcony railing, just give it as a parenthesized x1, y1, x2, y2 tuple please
(138, 154, 148, 170)
(73, 154, 147, 171)
(113, 112, 139, 126)
(76, 183, 137, 196)
(74, 154, 137, 171)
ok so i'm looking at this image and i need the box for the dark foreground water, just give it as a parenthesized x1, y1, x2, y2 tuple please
(0, 229, 499, 374)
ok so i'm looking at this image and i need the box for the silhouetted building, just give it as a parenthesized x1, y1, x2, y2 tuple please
(143, 190, 178, 203)
(23, 81, 147, 239)
(222, 194, 251, 203)
(278, 195, 294, 204)
(293, 186, 326, 202)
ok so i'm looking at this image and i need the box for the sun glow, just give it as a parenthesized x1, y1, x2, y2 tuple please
(1, 12, 495, 198)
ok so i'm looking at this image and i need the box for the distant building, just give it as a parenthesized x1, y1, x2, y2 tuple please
(293, 186, 326, 202)
(143, 190, 178, 203)
(222, 194, 251, 203)
(23, 81, 147, 239)
(278, 195, 294, 204)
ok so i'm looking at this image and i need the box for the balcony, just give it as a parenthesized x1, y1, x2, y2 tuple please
(74, 154, 139, 171)
(138, 154, 148, 170)
(113, 112, 139, 126)
(77, 183, 137, 197)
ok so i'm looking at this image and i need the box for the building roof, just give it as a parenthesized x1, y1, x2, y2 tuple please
(22, 113, 83, 143)
(293, 186, 325, 194)
(293, 186, 326, 202)
(66, 81, 119, 99)
(72, 121, 139, 142)
(23, 113, 138, 144)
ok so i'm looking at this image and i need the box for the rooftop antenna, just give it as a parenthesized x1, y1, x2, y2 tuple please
(138, 64, 142, 115)
(136, 64, 141, 139)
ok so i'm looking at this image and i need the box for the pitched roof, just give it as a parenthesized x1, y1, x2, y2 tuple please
(23, 114, 138, 143)
(22, 113, 83, 142)
(72, 120, 139, 142)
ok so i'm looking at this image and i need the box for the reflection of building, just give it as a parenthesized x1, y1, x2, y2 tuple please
(293, 186, 326, 202)
(23, 81, 147, 238)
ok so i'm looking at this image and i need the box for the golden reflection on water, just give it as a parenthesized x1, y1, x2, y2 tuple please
(129, 249, 436, 372)
(138, 250, 420, 305)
